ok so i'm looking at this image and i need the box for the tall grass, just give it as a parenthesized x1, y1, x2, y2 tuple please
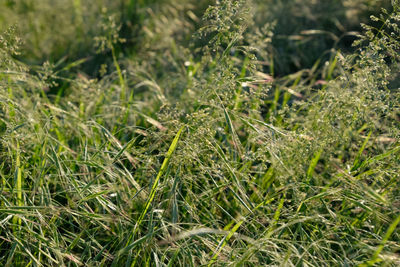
(0, 0, 399, 266)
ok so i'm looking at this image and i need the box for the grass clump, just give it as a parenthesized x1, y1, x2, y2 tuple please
(0, 0, 400, 266)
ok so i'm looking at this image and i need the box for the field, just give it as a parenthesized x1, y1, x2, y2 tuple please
(0, 0, 399, 266)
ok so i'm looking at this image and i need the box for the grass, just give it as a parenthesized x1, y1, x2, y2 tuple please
(0, 0, 399, 266)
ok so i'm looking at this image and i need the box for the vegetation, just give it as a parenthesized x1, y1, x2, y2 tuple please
(0, 0, 399, 266)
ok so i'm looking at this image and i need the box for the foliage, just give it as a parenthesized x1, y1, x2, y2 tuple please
(0, 0, 399, 266)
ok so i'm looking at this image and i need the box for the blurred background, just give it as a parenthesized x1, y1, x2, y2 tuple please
(0, 0, 391, 78)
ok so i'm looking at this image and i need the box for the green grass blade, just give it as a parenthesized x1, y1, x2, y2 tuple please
(208, 219, 244, 266)
(306, 149, 322, 183)
(352, 130, 372, 171)
(208, 197, 276, 265)
(12, 141, 22, 228)
(362, 214, 400, 266)
(126, 126, 184, 246)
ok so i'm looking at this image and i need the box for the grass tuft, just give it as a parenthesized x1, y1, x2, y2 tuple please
(0, 0, 399, 266)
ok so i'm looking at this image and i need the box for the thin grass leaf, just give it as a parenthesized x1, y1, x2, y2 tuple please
(126, 126, 184, 246)
(363, 214, 400, 266)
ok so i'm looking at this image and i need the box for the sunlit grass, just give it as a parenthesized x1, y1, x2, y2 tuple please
(0, 0, 399, 266)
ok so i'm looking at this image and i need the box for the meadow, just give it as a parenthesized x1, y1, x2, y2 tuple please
(0, 0, 399, 266)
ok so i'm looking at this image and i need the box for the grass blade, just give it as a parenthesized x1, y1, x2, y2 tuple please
(126, 126, 184, 246)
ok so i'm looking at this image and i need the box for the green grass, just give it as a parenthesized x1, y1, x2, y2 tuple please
(0, 0, 399, 266)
